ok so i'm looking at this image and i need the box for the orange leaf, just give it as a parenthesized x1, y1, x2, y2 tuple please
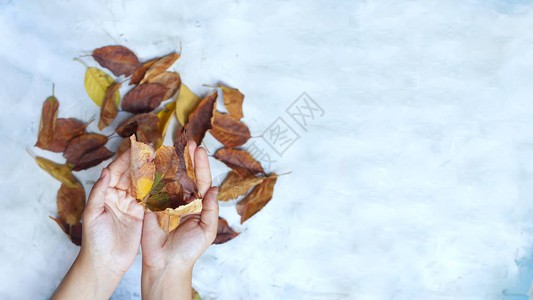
(57, 182, 85, 225)
(140, 52, 180, 84)
(71, 146, 114, 171)
(98, 82, 121, 130)
(92, 46, 140, 77)
(130, 135, 155, 200)
(121, 83, 169, 114)
(213, 217, 239, 244)
(35, 94, 58, 150)
(63, 133, 108, 165)
(148, 71, 181, 101)
(185, 92, 217, 146)
(154, 146, 180, 181)
(236, 174, 277, 223)
(50, 216, 82, 246)
(217, 170, 264, 201)
(155, 198, 202, 233)
(210, 111, 251, 148)
(130, 59, 158, 85)
(219, 85, 244, 120)
(214, 148, 264, 177)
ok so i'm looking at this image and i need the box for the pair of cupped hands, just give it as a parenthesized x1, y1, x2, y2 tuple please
(52, 142, 219, 300)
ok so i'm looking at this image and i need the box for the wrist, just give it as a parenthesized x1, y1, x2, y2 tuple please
(75, 250, 124, 296)
(141, 262, 193, 300)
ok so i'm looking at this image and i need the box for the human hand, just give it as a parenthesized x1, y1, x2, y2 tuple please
(141, 141, 219, 300)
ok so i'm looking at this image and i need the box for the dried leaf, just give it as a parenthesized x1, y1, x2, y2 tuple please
(50, 216, 82, 246)
(140, 52, 180, 84)
(121, 83, 169, 114)
(47, 118, 87, 153)
(174, 128, 199, 198)
(57, 182, 85, 225)
(98, 82, 121, 130)
(210, 111, 251, 148)
(116, 113, 162, 146)
(82, 65, 120, 107)
(130, 135, 155, 200)
(185, 92, 217, 146)
(218, 170, 264, 201)
(34, 156, 77, 188)
(130, 59, 157, 85)
(219, 85, 244, 120)
(214, 148, 265, 177)
(175, 84, 202, 126)
(35, 95, 58, 150)
(156, 101, 177, 149)
(155, 198, 202, 233)
(92, 46, 140, 77)
(213, 217, 240, 244)
(116, 137, 131, 157)
(192, 288, 201, 300)
(63, 133, 108, 165)
(148, 71, 181, 101)
(154, 146, 180, 180)
(71, 147, 114, 171)
(237, 174, 277, 223)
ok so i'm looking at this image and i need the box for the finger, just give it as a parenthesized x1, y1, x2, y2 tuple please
(107, 148, 131, 189)
(85, 168, 111, 215)
(194, 147, 211, 196)
(141, 210, 167, 252)
(200, 187, 219, 237)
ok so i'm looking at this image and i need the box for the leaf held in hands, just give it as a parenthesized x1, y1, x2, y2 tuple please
(50, 216, 82, 246)
(155, 198, 202, 233)
(214, 148, 265, 177)
(57, 182, 85, 225)
(156, 101, 177, 149)
(175, 84, 202, 126)
(140, 52, 180, 84)
(213, 217, 240, 244)
(98, 82, 121, 130)
(219, 85, 244, 120)
(83, 66, 119, 107)
(92, 46, 140, 77)
(63, 133, 108, 165)
(185, 92, 217, 146)
(149, 71, 181, 101)
(237, 174, 278, 223)
(174, 128, 199, 198)
(210, 111, 251, 148)
(130, 135, 155, 200)
(121, 83, 169, 114)
(217, 170, 264, 201)
(71, 146, 114, 171)
(35, 95, 59, 150)
(34, 156, 77, 187)
(154, 146, 180, 180)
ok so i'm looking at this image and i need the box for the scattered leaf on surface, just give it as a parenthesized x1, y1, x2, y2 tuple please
(130, 59, 158, 85)
(155, 198, 202, 233)
(121, 83, 169, 114)
(71, 146, 114, 171)
(98, 82, 121, 130)
(92, 46, 140, 77)
(236, 174, 277, 223)
(130, 135, 155, 200)
(148, 71, 181, 101)
(214, 148, 265, 177)
(63, 133, 108, 165)
(140, 52, 180, 84)
(57, 182, 85, 225)
(50, 216, 82, 246)
(116, 137, 131, 157)
(175, 84, 202, 126)
(35, 95, 59, 150)
(217, 170, 264, 201)
(210, 111, 251, 148)
(47, 118, 87, 153)
(116, 113, 162, 146)
(80, 62, 119, 107)
(185, 92, 217, 146)
(213, 217, 240, 244)
(219, 85, 244, 120)
(34, 156, 78, 187)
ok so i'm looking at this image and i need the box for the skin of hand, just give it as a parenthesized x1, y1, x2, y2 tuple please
(141, 141, 219, 300)
(52, 149, 145, 300)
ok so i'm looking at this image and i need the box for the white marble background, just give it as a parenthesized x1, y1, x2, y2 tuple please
(1, 0, 533, 299)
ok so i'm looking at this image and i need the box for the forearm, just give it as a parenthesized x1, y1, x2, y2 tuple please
(51, 251, 123, 300)
(141, 264, 193, 300)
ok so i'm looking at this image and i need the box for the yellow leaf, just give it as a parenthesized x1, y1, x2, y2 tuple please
(130, 135, 155, 200)
(175, 84, 202, 126)
(34, 156, 78, 188)
(155, 199, 202, 233)
(76, 59, 120, 107)
(156, 101, 177, 149)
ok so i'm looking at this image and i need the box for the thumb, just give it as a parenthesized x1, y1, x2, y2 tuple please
(200, 187, 219, 239)
(141, 210, 167, 253)
(85, 168, 111, 217)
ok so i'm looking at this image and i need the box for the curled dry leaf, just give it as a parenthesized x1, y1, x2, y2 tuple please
(64, 133, 108, 165)
(155, 198, 202, 233)
(140, 52, 180, 84)
(213, 217, 240, 244)
(98, 82, 121, 130)
(71, 146, 114, 171)
(175, 84, 202, 126)
(174, 128, 199, 198)
(217, 170, 264, 201)
(47, 118, 87, 153)
(130, 135, 155, 200)
(154, 146, 180, 180)
(156, 101, 177, 149)
(185, 92, 217, 146)
(121, 83, 169, 114)
(130, 59, 158, 85)
(237, 174, 278, 223)
(210, 111, 251, 148)
(57, 182, 85, 225)
(35, 94, 58, 150)
(50, 216, 82, 246)
(34, 156, 78, 188)
(92, 46, 140, 77)
(117, 137, 131, 158)
(214, 148, 265, 177)
(116, 113, 162, 146)
(148, 71, 181, 101)
(219, 85, 244, 120)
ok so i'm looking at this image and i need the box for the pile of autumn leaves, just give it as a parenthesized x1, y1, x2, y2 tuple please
(33, 46, 279, 246)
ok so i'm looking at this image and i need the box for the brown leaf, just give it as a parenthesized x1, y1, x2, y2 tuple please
(210, 111, 251, 148)
(116, 113, 162, 146)
(35, 95, 59, 150)
(213, 217, 240, 244)
(71, 146, 114, 171)
(98, 82, 121, 130)
(148, 71, 181, 101)
(185, 92, 217, 146)
(140, 52, 180, 84)
(130, 135, 155, 200)
(92, 46, 140, 77)
(214, 148, 265, 177)
(174, 128, 199, 198)
(154, 146, 180, 180)
(121, 83, 169, 114)
(155, 198, 202, 233)
(219, 85, 244, 120)
(63, 133, 108, 165)
(237, 174, 277, 223)
(130, 59, 158, 85)
(47, 118, 87, 153)
(57, 182, 85, 225)
(34, 156, 78, 187)
(116, 137, 131, 157)
(218, 170, 264, 201)
(50, 216, 82, 246)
